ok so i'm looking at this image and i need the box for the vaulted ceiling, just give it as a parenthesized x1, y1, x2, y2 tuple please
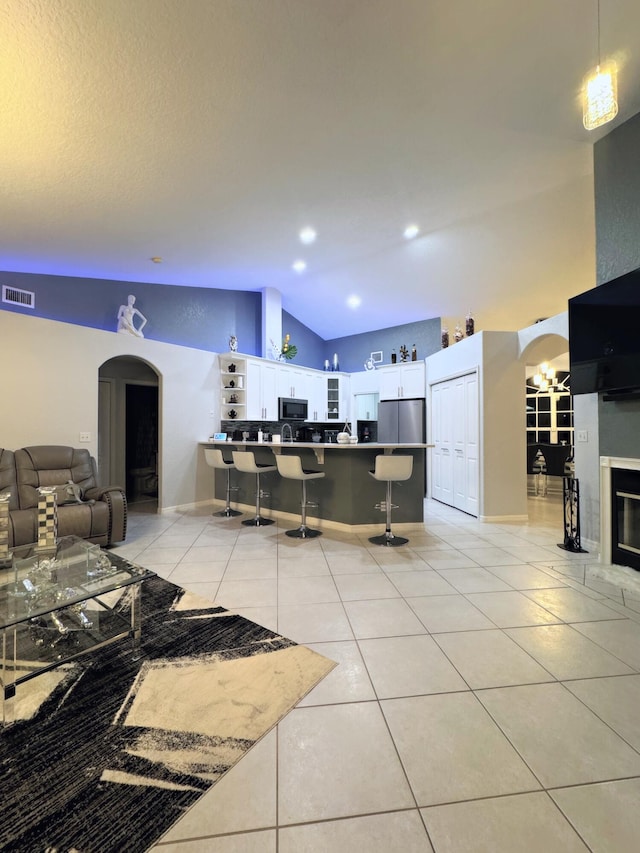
(3, 0, 640, 339)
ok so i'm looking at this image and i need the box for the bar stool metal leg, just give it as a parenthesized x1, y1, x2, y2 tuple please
(243, 470, 275, 527)
(287, 478, 322, 538)
(368, 454, 413, 547)
(217, 467, 242, 517)
(369, 479, 409, 546)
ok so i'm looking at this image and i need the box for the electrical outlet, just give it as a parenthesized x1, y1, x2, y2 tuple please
(576, 430, 588, 442)
(79, 432, 91, 442)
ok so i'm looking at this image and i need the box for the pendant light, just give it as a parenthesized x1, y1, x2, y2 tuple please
(583, 0, 618, 130)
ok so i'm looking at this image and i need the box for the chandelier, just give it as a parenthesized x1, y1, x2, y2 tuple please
(532, 363, 558, 393)
(583, 0, 618, 130)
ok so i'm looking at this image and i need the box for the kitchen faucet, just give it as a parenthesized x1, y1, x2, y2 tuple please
(281, 423, 293, 443)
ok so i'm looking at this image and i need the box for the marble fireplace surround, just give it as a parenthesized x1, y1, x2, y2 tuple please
(599, 456, 640, 592)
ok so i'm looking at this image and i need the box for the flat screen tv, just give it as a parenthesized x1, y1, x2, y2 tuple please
(569, 268, 640, 397)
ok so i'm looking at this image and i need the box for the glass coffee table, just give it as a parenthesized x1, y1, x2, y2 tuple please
(0, 536, 156, 726)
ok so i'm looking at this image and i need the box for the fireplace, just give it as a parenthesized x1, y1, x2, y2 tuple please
(611, 468, 640, 570)
(600, 457, 640, 572)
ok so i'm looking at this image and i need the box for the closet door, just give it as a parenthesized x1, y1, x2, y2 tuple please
(431, 380, 453, 505)
(431, 371, 479, 516)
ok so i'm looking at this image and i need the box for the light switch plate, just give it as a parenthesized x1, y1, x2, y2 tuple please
(576, 430, 588, 442)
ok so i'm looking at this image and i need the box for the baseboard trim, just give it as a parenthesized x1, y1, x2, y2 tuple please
(200, 499, 425, 536)
(478, 514, 529, 523)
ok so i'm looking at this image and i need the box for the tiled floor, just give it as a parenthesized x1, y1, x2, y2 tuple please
(115, 495, 640, 852)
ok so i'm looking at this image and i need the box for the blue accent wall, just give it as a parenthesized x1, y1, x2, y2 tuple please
(324, 317, 442, 373)
(0, 271, 262, 354)
(281, 309, 326, 369)
(1, 269, 442, 369)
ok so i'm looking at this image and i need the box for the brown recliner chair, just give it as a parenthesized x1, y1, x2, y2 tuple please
(13, 446, 127, 547)
(1, 448, 36, 548)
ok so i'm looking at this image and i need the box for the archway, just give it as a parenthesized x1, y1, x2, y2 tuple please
(98, 356, 161, 512)
(518, 321, 570, 523)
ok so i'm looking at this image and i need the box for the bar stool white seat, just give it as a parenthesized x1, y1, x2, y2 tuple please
(232, 450, 277, 527)
(275, 454, 325, 538)
(369, 454, 413, 546)
(204, 447, 242, 518)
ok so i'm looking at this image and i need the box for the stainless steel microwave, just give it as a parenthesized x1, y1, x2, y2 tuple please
(278, 397, 308, 420)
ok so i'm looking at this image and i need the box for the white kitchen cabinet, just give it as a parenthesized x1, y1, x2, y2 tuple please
(325, 373, 350, 421)
(277, 363, 307, 399)
(378, 362, 425, 400)
(307, 372, 327, 421)
(355, 393, 378, 421)
(431, 371, 478, 516)
(245, 359, 278, 420)
(350, 369, 379, 395)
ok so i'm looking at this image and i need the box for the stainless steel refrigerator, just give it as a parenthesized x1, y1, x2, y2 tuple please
(377, 398, 425, 443)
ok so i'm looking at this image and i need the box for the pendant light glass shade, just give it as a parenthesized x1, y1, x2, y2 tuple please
(583, 62, 618, 130)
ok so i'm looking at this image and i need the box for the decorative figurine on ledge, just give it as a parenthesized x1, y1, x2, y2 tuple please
(117, 295, 147, 338)
(441, 328, 449, 348)
(229, 334, 238, 352)
(399, 345, 409, 362)
(454, 324, 464, 343)
(465, 311, 475, 336)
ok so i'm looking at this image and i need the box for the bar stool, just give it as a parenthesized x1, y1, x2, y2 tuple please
(232, 450, 277, 527)
(275, 454, 325, 539)
(369, 455, 413, 546)
(204, 447, 242, 518)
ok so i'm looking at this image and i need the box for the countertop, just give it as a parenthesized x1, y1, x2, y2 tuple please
(200, 440, 430, 449)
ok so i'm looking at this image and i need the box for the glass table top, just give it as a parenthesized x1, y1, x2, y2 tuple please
(0, 536, 156, 630)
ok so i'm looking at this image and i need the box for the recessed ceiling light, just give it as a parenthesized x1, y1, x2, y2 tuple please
(299, 227, 317, 245)
(347, 294, 361, 309)
(403, 224, 419, 240)
(292, 259, 307, 273)
(150, 256, 163, 263)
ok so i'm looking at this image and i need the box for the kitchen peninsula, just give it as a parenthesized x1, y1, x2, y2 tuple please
(200, 440, 427, 529)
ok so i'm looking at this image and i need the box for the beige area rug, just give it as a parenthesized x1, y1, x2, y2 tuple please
(1, 574, 335, 852)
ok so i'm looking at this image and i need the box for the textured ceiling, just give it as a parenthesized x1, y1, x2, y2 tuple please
(2, 0, 640, 339)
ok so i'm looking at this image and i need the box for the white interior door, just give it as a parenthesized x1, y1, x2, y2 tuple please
(431, 380, 453, 505)
(430, 371, 479, 516)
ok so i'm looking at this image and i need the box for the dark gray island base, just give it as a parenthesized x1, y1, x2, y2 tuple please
(200, 441, 427, 530)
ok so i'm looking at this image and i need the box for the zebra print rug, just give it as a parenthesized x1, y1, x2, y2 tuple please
(0, 575, 335, 852)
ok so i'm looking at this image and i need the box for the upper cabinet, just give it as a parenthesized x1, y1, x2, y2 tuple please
(246, 359, 278, 420)
(219, 354, 351, 424)
(307, 372, 327, 422)
(326, 373, 351, 421)
(378, 362, 425, 400)
(277, 363, 307, 399)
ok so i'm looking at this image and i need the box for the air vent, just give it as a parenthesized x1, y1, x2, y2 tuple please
(2, 285, 35, 309)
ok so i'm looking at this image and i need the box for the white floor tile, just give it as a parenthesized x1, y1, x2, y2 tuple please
(278, 703, 415, 823)
(506, 624, 635, 679)
(382, 692, 540, 805)
(279, 811, 434, 853)
(551, 778, 640, 853)
(477, 682, 640, 787)
(422, 792, 589, 853)
(359, 634, 468, 698)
